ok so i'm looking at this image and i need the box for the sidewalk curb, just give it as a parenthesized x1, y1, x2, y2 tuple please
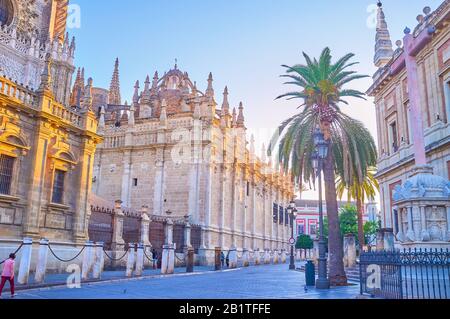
(8, 267, 243, 294)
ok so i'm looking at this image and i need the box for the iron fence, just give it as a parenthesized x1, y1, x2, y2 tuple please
(360, 248, 449, 299)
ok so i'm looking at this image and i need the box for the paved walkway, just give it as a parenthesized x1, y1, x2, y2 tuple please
(5, 264, 361, 299)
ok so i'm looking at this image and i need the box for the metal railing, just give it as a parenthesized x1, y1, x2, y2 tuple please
(360, 248, 449, 299)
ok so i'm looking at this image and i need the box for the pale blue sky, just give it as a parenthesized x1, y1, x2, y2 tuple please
(68, 0, 442, 199)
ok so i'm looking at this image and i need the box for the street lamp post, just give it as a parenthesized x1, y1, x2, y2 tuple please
(288, 201, 297, 270)
(312, 128, 330, 290)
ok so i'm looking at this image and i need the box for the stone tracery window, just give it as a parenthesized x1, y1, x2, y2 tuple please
(0, 0, 13, 26)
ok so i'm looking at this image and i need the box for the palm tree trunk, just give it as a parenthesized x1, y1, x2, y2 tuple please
(323, 149, 348, 286)
(356, 195, 365, 253)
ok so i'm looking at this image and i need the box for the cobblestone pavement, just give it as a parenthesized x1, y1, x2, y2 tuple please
(6, 264, 361, 299)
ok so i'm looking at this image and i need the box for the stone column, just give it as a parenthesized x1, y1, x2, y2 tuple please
(81, 241, 94, 281)
(165, 218, 174, 245)
(419, 205, 430, 241)
(343, 234, 356, 268)
(121, 150, 132, 207)
(92, 242, 104, 280)
(126, 244, 136, 277)
(140, 206, 151, 247)
(18, 238, 33, 285)
(254, 249, 260, 265)
(111, 200, 125, 252)
(184, 217, 192, 252)
(263, 249, 270, 264)
(281, 249, 287, 264)
(242, 249, 249, 267)
(161, 244, 175, 275)
(228, 247, 237, 269)
(34, 238, 49, 284)
(406, 206, 416, 242)
(273, 249, 279, 264)
(135, 243, 144, 277)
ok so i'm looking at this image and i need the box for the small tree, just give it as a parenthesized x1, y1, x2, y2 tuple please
(296, 234, 314, 259)
(363, 221, 379, 247)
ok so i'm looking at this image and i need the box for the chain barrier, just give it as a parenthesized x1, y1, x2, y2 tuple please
(175, 252, 186, 262)
(103, 248, 129, 261)
(48, 244, 85, 263)
(143, 248, 158, 264)
(0, 243, 24, 265)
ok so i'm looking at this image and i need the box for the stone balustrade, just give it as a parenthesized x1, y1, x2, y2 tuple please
(0, 76, 37, 106)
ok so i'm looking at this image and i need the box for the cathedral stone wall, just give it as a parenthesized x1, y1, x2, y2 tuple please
(93, 65, 295, 263)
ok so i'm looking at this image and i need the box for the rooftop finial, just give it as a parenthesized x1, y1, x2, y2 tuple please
(108, 58, 122, 105)
(237, 102, 245, 127)
(206, 72, 214, 98)
(222, 86, 230, 115)
(374, 1, 394, 68)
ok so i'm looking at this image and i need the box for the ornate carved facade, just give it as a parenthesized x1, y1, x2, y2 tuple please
(0, 0, 74, 105)
(92, 62, 295, 263)
(368, 1, 450, 248)
(0, 0, 102, 246)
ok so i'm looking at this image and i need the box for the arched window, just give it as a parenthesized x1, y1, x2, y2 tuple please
(0, 0, 13, 26)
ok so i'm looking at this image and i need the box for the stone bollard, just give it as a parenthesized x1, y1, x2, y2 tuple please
(17, 238, 33, 285)
(81, 241, 95, 281)
(126, 243, 136, 277)
(254, 249, 260, 265)
(34, 238, 49, 284)
(161, 244, 175, 275)
(186, 247, 194, 273)
(242, 249, 249, 267)
(343, 234, 357, 268)
(92, 242, 104, 280)
(281, 249, 287, 264)
(135, 243, 144, 276)
(273, 250, 279, 264)
(263, 249, 271, 264)
(228, 247, 238, 269)
(214, 247, 222, 271)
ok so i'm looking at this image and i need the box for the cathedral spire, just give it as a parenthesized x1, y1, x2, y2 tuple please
(133, 80, 140, 104)
(82, 77, 93, 111)
(232, 107, 237, 126)
(38, 54, 52, 92)
(237, 102, 245, 127)
(108, 58, 122, 105)
(374, 1, 394, 68)
(205, 72, 214, 98)
(222, 86, 230, 116)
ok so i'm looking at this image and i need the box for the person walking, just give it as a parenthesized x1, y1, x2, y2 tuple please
(0, 253, 16, 298)
(152, 249, 158, 270)
(220, 251, 225, 268)
(225, 251, 230, 268)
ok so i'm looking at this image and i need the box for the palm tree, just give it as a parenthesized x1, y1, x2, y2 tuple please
(269, 48, 377, 286)
(336, 167, 379, 250)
